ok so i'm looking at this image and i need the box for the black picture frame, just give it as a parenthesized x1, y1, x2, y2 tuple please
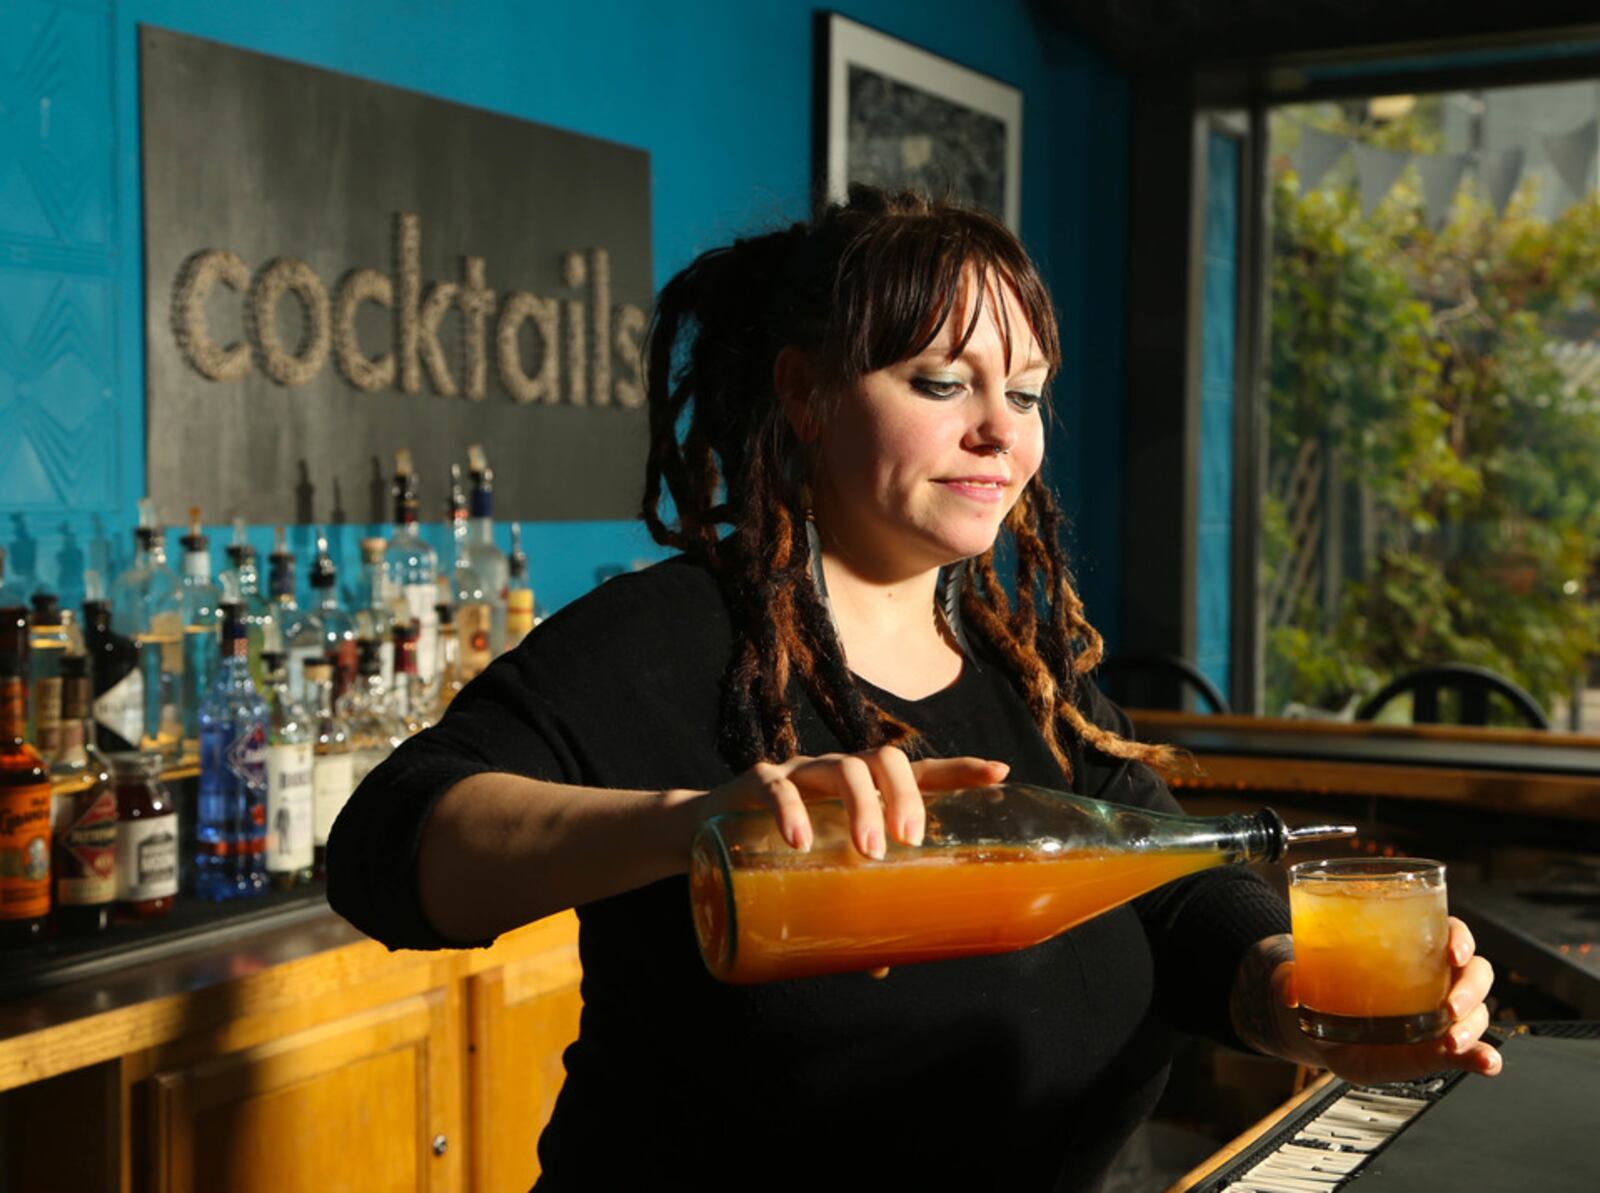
(813, 13, 1023, 230)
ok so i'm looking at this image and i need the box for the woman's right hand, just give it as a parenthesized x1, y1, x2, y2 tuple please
(693, 747, 1010, 860)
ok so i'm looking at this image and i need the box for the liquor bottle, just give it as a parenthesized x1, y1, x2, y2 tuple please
(195, 606, 268, 901)
(303, 659, 352, 879)
(342, 639, 406, 788)
(689, 785, 1355, 984)
(82, 599, 142, 754)
(50, 656, 117, 935)
(397, 622, 438, 734)
(448, 461, 494, 682)
(0, 546, 28, 624)
(293, 531, 357, 704)
(27, 593, 70, 765)
(178, 509, 224, 752)
(355, 537, 396, 690)
(108, 751, 178, 920)
(465, 445, 509, 657)
(0, 648, 51, 946)
(259, 651, 314, 890)
(384, 451, 439, 686)
(504, 524, 536, 648)
(431, 601, 464, 717)
(111, 509, 182, 760)
(219, 519, 274, 692)
(266, 527, 297, 656)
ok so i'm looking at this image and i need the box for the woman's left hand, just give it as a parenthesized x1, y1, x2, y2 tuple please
(1270, 917, 1502, 1083)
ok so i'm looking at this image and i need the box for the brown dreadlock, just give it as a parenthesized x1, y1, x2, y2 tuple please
(641, 185, 1179, 781)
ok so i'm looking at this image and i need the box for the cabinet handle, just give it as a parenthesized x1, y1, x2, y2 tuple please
(432, 1133, 449, 1157)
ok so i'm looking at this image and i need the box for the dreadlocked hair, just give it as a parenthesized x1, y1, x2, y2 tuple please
(641, 184, 1182, 781)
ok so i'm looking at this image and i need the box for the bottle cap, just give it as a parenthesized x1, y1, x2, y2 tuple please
(303, 659, 333, 683)
(29, 592, 60, 623)
(360, 537, 387, 565)
(309, 530, 337, 589)
(181, 506, 209, 552)
(435, 603, 455, 626)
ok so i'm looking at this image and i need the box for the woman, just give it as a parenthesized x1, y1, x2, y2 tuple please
(327, 186, 1497, 1191)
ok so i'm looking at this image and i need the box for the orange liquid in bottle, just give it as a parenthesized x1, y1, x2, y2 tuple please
(693, 846, 1224, 984)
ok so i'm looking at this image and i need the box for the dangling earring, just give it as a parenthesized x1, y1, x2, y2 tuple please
(938, 560, 975, 660)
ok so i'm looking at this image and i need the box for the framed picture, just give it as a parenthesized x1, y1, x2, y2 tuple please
(815, 13, 1022, 230)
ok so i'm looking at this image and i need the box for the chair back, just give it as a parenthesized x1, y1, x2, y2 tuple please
(1354, 663, 1550, 729)
(1096, 651, 1231, 714)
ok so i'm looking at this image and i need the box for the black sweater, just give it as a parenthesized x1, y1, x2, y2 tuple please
(327, 555, 1289, 1191)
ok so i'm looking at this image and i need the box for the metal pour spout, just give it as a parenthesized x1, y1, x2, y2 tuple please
(1285, 824, 1360, 846)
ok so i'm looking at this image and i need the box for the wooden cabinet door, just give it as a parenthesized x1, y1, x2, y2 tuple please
(143, 990, 461, 1193)
(465, 938, 583, 1191)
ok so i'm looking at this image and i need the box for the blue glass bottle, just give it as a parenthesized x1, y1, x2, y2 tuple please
(195, 605, 268, 900)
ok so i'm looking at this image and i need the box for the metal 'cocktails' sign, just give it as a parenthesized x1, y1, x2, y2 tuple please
(140, 26, 652, 524)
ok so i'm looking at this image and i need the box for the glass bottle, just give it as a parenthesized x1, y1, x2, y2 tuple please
(431, 601, 463, 718)
(220, 520, 274, 693)
(195, 606, 268, 901)
(27, 593, 70, 765)
(690, 784, 1354, 984)
(178, 509, 224, 753)
(82, 598, 142, 754)
(266, 527, 297, 657)
(448, 462, 494, 682)
(304, 659, 352, 879)
(115, 516, 182, 760)
(50, 656, 117, 935)
(298, 530, 357, 705)
(108, 751, 178, 920)
(392, 623, 430, 734)
(356, 536, 396, 691)
(464, 445, 509, 657)
(384, 451, 439, 687)
(259, 651, 314, 890)
(0, 649, 51, 946)
(342, 639, 406, 788)
(504, 523, 536, 648)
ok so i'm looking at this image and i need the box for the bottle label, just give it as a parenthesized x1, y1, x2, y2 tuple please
(115, 813, 178, 902)
(457, 601, 492, 680)
(312, 752, 354, 846)
(54, 786, 119, 906)
(150, 609, 184, 676)
(402, 585, 439, 683)
(266, 742, 315, 870)
(33, 676, 63, 755)
(286, 645, 324, 706)
(94, 667, 146, 749)
(1, 782, 52, 920)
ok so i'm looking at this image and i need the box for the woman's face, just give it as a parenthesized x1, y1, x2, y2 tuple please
(808, 277, 1050, 579)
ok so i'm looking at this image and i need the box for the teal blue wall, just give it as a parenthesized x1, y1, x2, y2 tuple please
(0, 0, 1131, 630)
(1195, 130, 1238, 701)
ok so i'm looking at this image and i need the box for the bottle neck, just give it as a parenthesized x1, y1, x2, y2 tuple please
(0, 676, 27, 743)
(183, 551, 211, 581)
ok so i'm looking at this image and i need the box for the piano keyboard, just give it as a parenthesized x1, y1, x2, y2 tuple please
(1213, 1082, 1445, 1192)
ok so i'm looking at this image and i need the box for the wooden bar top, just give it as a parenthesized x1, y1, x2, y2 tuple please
(1128, 710, 1600, 822)
(0, 905, 578, 1094)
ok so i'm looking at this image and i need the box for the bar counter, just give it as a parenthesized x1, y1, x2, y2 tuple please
(0, 899, 581, 1192)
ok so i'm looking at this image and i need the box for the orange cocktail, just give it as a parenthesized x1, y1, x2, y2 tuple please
(691, 844, 1223, 984)
(1289, 858, 1450, 1044)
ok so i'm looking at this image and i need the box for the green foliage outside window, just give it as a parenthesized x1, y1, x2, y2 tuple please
(1264, 107, 1600, 721)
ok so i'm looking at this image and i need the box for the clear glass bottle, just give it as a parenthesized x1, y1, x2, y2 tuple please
(306, 530, 357, 704)
(178, 509, 223, 753)
(431, 601, 463, 719)
(113, 511, 182, 760)
(266, 527, 297, 658)
(391, 623, 431, 734)
(464, 445, 509, 658)
(259, 651, 314, 890)
(108, 751, 178, 920)
(220, 520, 274, 693)
(690, 785, 1354, 984)
(26, 593, 70, 765)
(384, 451, 439, 687)
(448, 462, 495, 681)
(50, 656, 117, 935)
(303, 660, 352, 879)
(195, 606, 268, 901)
(82, 598, 143, 754)
(342, 639, 406, 788)
(356, 536, 397, 691)
(504, 524, 536, 649)
(0, 647, 51, 946)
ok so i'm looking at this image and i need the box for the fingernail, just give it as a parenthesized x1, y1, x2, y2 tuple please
(900, 819, 922, 847)
(866, 828, 885, 860)
(789, 823, 810, 852)
(1486, 1051, 1502, 1075)
(1446, 996, 1463, 1018)
(1451, 1028, 1470, 1052)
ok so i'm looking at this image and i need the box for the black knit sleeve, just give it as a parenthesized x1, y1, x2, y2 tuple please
(1077, 683, 1292, 1053)
(324, 646, 579, 953)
